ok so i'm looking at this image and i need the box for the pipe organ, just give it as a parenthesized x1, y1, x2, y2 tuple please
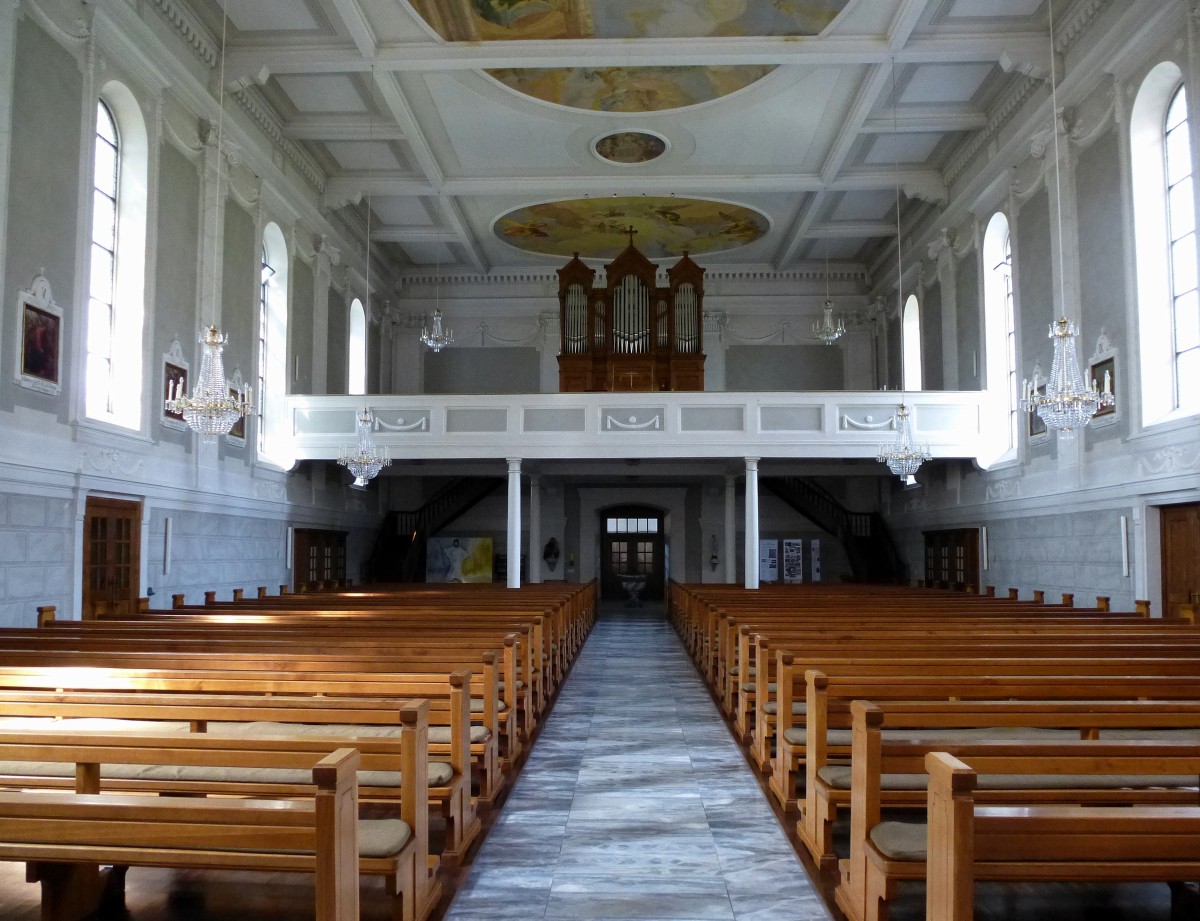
(557, 240, 705, 392)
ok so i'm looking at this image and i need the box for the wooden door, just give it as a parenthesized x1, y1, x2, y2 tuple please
(293, 529, 347, 591)
(1162, 504, 1200, 619)
(82, 497, 141, 619)
(923, 528, 980, 593)
(599, 508, 665, 603)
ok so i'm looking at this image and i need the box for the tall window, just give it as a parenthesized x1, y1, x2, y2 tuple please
(86, 87, 147, 429)
(902, 294, 923, 391)
(348, 298, 367, 395)
(1166, 88, 1200, 410)
(258, 223, 289, 466)
(983, 212, 1018, 459)
(1132, 62, 1199, 424)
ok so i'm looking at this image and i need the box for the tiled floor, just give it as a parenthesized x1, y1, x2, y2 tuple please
(444, 607, 831, 921)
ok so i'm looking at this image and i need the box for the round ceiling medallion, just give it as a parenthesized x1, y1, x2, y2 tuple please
(594, 132, 667, 165)
(494, 196, 769, 260)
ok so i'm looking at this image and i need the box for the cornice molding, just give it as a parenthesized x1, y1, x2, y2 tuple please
(398, 266, 870, 287)
(1055, 0, 1113, 55)
(232, 86, 326, 194)
(946, 75, 1043, 188)
(148, 0, 217, 68)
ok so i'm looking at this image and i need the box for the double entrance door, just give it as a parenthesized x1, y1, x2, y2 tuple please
(600, 506, 665, 603)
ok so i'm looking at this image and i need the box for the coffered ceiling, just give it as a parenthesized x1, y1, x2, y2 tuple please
(198, 0, 1055, 278)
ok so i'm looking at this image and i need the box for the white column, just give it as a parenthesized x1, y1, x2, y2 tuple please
(528, 474, 542, 584)
(743, 458, 760, 590)
(506, 457, 522, 589)
(311, 241, 335, 394)
(724, 474, 737, 584)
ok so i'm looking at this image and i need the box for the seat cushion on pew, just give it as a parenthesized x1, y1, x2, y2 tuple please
(785, 725, 1076, 747)
(743, 682, 776, 693)
(0, 759, 455, 788)
(818, 765, 1200, 791)
(470, 699, 507, 714)
(212, 720, 492, 745)
(497, 680, 525, 691)
(870, 821, 927, 861)
(762, 699, 801, 716)
(358, 819, 412, 858)
(1100, 728, 1200, 741)
(0, 717, 192, 734)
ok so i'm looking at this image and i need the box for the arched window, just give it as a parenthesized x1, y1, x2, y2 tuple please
(86, 87, 147, 429)
(902, 294, 923, 391)
(1132, 62, 1200, 424)
(983, 212, 1018, 457)
(258, 223, 289, 465)
(348, 298, 367, 396)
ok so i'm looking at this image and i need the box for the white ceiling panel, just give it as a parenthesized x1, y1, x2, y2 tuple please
(224, 0, 321, 32)
(901, 64, 994, 105)
(831, 191, 897, 222)
(324, 141, 403, 171)
(275, 75, 366, 114)
(864, 132, 944, 165)
(946, 0, 1041, 18)
(404, 242, 457, 266)
(371, 198, 435, 226)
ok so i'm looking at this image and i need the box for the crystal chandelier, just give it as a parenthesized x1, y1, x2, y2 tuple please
(812, 250, 845, 345)
(877, 403, 931, 479)
(162, 6, 250, 443)
(1018, 2, 1115, 441)
(338, 408, 391, 487)
(1021, 318, 1114, 439)
(165, 325, 251, 442)
(420, 309, 454, 352)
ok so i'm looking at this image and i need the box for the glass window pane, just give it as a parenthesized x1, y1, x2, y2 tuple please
(92, 190, 116, 247)
(89, 247, 114, 302)
(1167, 126, 1193, 186)
(1177, 348, 1200, 408)
(1168, 88, 1189, 133)
(1172, 234, 1198, 294)
(606, 518, 616, 533)
(93, 140, 117, 197)
(1170, 178, 1196, 238)
(96, 101, 117, 144)
(87, 297, 112, 354)
(649, 519, 658, 533)
(1176, 289, 1200, 352)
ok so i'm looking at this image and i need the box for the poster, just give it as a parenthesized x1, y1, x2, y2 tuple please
(782, 539, 804, 584)
(759, 539, 778, 583)
(810, 539, 822, 583)
(427, 537, 494, 583)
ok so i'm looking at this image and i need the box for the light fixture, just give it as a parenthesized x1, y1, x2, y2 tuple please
(876, 57, 930, 482)
(338, 407, 390, 487)
(811, 247, 845, 345)
(709, 534, 719, 572)
(877, 403, 931, 481)
(165, 325, 251, 441)
(421, 250, 454, 352)
(1019, 0, 1114, 440)
(164, 4, 251, 441)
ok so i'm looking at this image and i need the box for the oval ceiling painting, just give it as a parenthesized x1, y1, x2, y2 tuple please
(409, 0, 851, 111)
(495, 197, 769, 260)
(594, 131, 667, 164)
(487, 66, 776, 113)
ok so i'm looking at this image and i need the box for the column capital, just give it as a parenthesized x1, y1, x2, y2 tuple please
(744, 457, 760, 471)
(506, 457, 522, 472)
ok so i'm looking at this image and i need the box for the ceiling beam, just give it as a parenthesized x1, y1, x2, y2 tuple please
(809, 221, 897, 238)
(328, 0, 377, 58)
(370, 226, 460, 244)
(282, 115, 406, 141)
(225, 33, 1050, 80)
(775, 191, 827, 269)
(860, 106, 987, 134)
(323, 168, 948, 202)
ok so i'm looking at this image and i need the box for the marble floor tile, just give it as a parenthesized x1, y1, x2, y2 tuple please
(442, 608, 831, 921)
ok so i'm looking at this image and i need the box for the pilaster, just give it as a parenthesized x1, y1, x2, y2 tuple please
(0, 0, 20, 317)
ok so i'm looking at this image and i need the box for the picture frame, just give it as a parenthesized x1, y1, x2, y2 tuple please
(1088, 351, 1118, 425)
(225, 368, 247, 445)
(161, 339, 189, 431)
(1027, 382, 1048, 441)
(14, 274, 63, 396)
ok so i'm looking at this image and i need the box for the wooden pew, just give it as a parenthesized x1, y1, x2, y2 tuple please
(923, 748, 1200, 921)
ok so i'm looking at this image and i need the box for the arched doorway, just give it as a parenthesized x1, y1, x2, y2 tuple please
(600, 505, 666, 603)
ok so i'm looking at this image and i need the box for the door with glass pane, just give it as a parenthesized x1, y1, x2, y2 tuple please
(600, 507, 665, 602)
(82, 497, 141, 618)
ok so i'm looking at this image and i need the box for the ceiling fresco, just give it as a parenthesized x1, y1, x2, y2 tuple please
(486, 66, 777, 112)
(594, 131, 667, 164)
(411, 0, 850, 110)
(494, 197, 769, 260)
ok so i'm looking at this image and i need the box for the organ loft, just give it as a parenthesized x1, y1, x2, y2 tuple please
(556, 229, 706, 392)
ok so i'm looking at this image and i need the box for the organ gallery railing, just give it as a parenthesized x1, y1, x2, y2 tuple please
(557, 235, 705, 392)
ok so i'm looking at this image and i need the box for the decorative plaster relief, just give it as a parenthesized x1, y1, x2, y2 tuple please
(81, 449, 145, 478)
(985, 477, 1021, 502)
(375, 415, 429, 433)
(253, 479, 287, 501)
(1135, 447, 1200, 477)
(604, 412, 664, 432)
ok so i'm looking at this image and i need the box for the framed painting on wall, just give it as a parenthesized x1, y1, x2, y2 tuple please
(161, 339, 189, 430)
(1027, 382, 1048, 442)
(14, 274, 63, 396)
(225, 369, 247, 445)
(1088, 353, 1117, 424)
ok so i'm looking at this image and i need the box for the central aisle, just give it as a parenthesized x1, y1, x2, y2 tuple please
(444, 609, 831, 920)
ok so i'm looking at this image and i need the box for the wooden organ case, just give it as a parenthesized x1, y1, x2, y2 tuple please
(557, 241, 706, 392)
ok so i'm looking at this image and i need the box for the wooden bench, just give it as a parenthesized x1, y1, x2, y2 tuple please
(925, 748, 1200, 921)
